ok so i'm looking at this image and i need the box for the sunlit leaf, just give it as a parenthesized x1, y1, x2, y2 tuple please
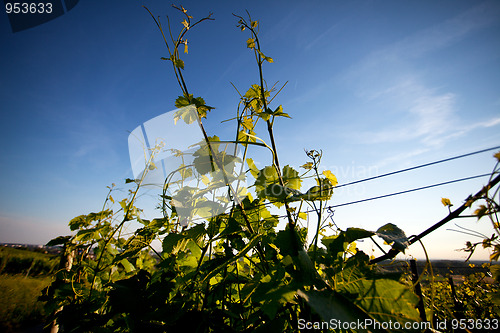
(192, 96, 214, 118)
(272, 105, 290, 118)
(297, 178, 333, 201)
(474, 204, 488, 220)
(246, 158, 260, 179)
(263, 184, 301, 204)
(246, 38, 255, 49)
(237, 129, 256, 145)
(301, 162, 313, 170)
(174, 103, 197, 124)
(255, 165, 279, 199)
(494, 151, 500, 161)
(162, 233, 185, 254)
(68, 210, 113, 231)
(75, 228, 100, 242)
(241, 117, 253, 130)
(202, 234, 262, 283)
(282, 165, 302, 190)
(258, 110, 271, 121)
(175, 95, 191, 108)
(441, 197, 452, 207)
(322, 170, 338, 187)
(120, 259, 135, 273)
(243, 84, 260, 99)
(491, 248, 500, 261)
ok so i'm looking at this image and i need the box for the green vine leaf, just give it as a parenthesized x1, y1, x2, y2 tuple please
(322, 170, 338, 187)
(202, 234, 262, 284)
(175, 95, 191, 108)
(237, 129, 256, 146)
(243, 84, 260, 99)
(263, 184, 301, 206)
(69, 210, 113, 231)
(162, 233, 185, 254)
(192, 96, 214, 119)
(296, 178, 334, 201)
(246, 38, 255, 49)
(375, 223, 409, 252)
(297, 289, 373, 331)
(259, 109, 272, 121)
(46, 235, 71, 246)
(272, 105, 289, 118)
(255, 166, 279, 199)
(246, 158, 260, 179)
(175, 58, 185, 69)
(282, 165, 302, 190)
(345, 227, 375, 242)
(301, 162, 313, 170)
(241, 117, 253, 130)
(174, 97, 213, 124)
(335, 263, 420, 325)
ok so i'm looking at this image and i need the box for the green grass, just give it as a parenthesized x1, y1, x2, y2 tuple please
(0, 246, 59, 277)
(0, 247, 59, 331)
(0, 247, 57, 260)
(0, 274, 52, 332)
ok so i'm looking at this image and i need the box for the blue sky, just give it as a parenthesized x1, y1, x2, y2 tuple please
(1, 0, 499, 260)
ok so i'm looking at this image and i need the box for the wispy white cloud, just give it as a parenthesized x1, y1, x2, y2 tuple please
(354, 78, 458, 146)
(356, 77, 500, 148)
(341, 2, 500, 148)
(372, 147, 431, 170)
(384, 1, 499, 60)
(305, 21, 342, 51)
(370, 115, 500, 172)
(434, 116, 500, 144)
(348, 1, 500, 81)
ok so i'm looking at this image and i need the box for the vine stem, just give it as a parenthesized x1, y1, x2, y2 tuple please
(310, 151, 323, 264)
(149, 6, 270, 270)
(88, 145, 160, 299)
(235, 13, 298, 242)
(370, 173, 500, 264)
